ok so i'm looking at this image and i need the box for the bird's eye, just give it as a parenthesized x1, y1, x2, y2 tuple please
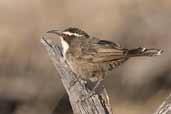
(62, 34, 69, 37)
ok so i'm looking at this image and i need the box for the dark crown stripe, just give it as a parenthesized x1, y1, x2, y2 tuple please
(64, 27, 89, 38)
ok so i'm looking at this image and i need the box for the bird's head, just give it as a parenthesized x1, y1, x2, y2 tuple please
(47, 27, 89, 44)
(47, 27, 89, 57)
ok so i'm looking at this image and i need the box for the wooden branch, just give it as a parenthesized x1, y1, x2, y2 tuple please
(40, 37, 113, 114)
(154, 93, 171, 114)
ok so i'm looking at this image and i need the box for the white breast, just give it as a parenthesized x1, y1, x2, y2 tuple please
(60, 37, 69, 58)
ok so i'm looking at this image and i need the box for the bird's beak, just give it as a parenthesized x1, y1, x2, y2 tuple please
(46, 30, 62, 36)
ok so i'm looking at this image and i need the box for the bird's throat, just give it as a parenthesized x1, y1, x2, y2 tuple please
(60, 37, 69, 58)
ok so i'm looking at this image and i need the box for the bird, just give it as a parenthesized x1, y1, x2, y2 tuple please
(47, 27, 163, 93)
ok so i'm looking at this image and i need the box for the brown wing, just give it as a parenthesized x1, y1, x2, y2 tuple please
(81, 39, 128, 63)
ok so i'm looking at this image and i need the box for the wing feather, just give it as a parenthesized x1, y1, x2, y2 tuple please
(81, 39, 128, 63)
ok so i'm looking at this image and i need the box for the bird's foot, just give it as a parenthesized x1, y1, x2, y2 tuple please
(68, 77, 87, 90)
(77, 80, 103, 102)
(78, 91, 96, 102)
(69, 78, 78, 88)
(68, 78, 80, 90)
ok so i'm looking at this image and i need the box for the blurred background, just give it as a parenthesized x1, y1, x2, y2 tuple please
(0, 0, 170, 114)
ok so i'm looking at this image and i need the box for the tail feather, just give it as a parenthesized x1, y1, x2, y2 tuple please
(127, 47, 163, 57)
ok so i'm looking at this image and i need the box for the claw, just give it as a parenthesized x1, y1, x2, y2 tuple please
(78, 91, 96, 103)
(68, 78, 87, 90)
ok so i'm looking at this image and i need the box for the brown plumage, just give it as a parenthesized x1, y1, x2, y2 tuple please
(47, 27, 163, 91)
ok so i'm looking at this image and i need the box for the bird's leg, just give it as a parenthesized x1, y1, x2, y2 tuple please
(69, 78, 78, 89)
(91, 79, 103, 92)
(68, 75, 87, 90)
(89, 79, 103, 97)
(79, 79, 103, 102)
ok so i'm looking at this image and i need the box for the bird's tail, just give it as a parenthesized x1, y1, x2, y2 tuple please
(127, 47, 163, 57)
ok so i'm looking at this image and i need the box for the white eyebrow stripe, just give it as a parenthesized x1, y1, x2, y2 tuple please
(63, 31, 83, 37)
